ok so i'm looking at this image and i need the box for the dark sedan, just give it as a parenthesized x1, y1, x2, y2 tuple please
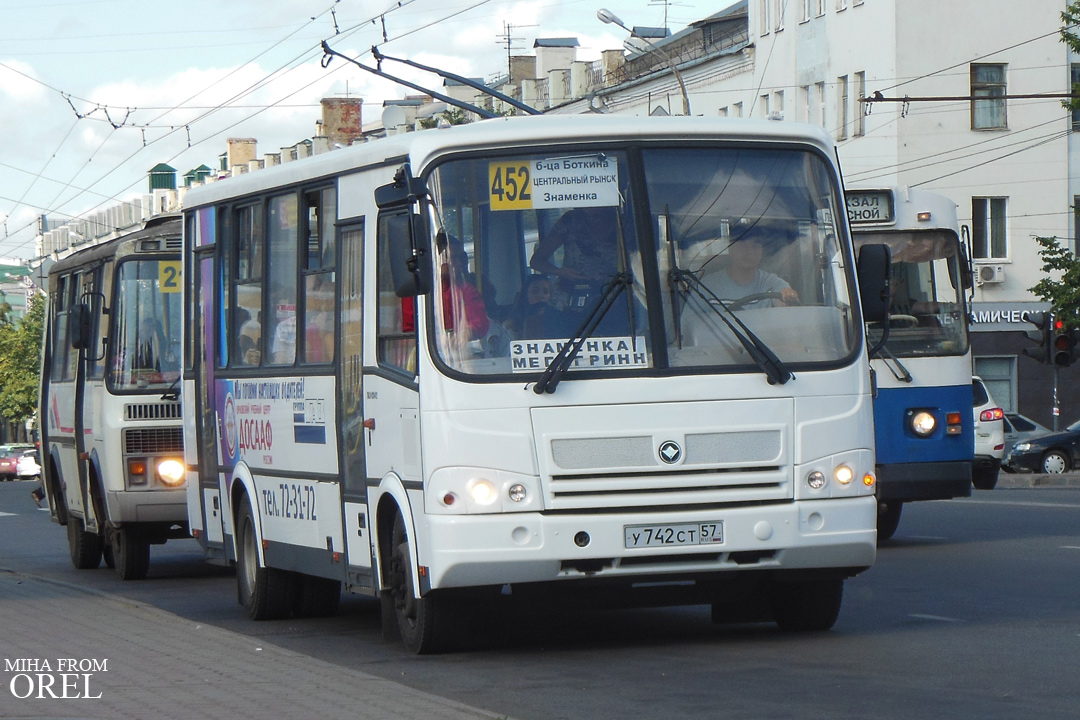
(1004, 419, 1080, 474)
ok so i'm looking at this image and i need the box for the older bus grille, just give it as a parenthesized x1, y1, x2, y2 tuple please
(125, 402, 182, 421)
(124, 427, 184, 455)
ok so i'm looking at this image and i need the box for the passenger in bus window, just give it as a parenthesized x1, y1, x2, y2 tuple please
(504, 274, 554, 339)
(134, 317, 167, 370)
(438, 234, 489, 340)
(703, 226, 799, 308)
(237, 308, 261, 365)
(529, 206, 620, 307)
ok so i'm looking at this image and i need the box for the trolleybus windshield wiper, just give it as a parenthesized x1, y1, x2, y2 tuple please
(875, 341, 913, 383)
(532, 272, 633, 394)
(670, 268, 793, 385)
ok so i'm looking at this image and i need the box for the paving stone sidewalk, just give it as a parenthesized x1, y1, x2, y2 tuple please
(0, 571, 509, 720)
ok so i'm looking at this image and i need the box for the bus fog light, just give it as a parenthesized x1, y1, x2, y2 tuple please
(834, 465, 853, 485)
(909, 410, 936, 437)
(508, 484, 527, 503)
(157, 459, 185, 486)
(807, 471, 826, 489)
(468, 478, 497, 505)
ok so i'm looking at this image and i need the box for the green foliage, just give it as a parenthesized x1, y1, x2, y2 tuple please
(0, 292, 45, 426)
(1029, 235, 1080, 328)
(1062, 2, 1080, 111)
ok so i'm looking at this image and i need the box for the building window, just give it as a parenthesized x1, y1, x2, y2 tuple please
(759, 94, 771, 117)
(773, 90, 784, 118)
(836, 0, 848, 9)
(973, 356, 1015, 413)
(971, 63, 1007, 130)
(733, 101, 743, 118)
(760, 0, 771, 35)
(854, 71, 866, 136)
(800, 85, 811, 122)
(815, 81, 826, 126)
(972, 197, 1008, 259)
(775, 0, 785, 30)
(818, 0, 827, 16)
(802, 0, 811, 22)
(836, 75, 849, 140)
(718, 106, 728, 117)
(1074, 195, 1080, 252)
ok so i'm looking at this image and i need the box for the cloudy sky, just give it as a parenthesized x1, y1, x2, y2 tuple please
(0, 0, 729, 260)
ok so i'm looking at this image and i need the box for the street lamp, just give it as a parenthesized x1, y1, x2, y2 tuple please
(597, 8, 691, 116)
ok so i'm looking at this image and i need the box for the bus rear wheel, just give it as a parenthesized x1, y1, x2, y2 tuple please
(387, 513, 458, 654)
(66, 516, 102, 570)
(770, 576, 844, 632)
(236, 496, 293, 620)
(111, 526, 150, 581)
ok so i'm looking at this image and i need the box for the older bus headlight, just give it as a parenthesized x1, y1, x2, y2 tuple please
(156, 459, 186, 487)
(909, 410, 936, 437)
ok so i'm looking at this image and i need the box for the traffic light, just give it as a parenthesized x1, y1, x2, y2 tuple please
(1052, 318, 1074, 367)
(1022, 312, 1051, 364)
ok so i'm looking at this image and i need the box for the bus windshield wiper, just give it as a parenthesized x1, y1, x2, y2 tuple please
(160, 376, 180, 401)
(875, 341, 913, 383)
(532, 272, 633, 394)
(670, 268, 792, 385)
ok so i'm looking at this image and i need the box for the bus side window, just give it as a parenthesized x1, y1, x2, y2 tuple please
(377, 210, 417, 374)
(233, 203, 263, 367)
(50, 276, 70, 381)
(268, 193, 298, 366)
(302, 187, 336, 364)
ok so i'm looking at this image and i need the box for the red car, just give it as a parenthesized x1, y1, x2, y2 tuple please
(0, 444, 35, 481)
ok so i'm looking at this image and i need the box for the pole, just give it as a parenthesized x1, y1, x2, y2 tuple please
(1054, 365, 1061, 431)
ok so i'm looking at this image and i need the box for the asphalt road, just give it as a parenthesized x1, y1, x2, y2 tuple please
(2, 479, 1078, 719)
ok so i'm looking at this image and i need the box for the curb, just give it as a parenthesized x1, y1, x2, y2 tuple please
(995, 472, 1080, 489)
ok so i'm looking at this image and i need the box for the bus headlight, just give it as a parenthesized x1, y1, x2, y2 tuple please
(467, 478, 497, 505)
(909, 410, 936, 437)
(834, 465, 854, 485)
(156, 459, 186, 487)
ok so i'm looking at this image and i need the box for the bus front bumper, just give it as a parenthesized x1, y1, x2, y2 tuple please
(420, 496, 876, 590)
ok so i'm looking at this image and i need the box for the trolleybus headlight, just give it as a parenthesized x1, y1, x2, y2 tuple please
(834, 465, 854, 485)
(468, 478, 497, 505)
(157, 459, 185, 486)
(806, 471, 826, 489)
(508, 484, 527, 503)
(909, 410, 936, 437)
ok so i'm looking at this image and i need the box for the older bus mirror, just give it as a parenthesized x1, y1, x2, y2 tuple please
(857, 243, 890, 323)
(386, 213, 431, 297)
(69, 303, 93, 350)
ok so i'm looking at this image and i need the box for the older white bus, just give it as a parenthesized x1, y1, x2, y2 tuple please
(183, 115, 889, 652)
(40, 216, 187, 580)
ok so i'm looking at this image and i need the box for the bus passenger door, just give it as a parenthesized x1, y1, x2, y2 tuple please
(338, 223, 374, 588)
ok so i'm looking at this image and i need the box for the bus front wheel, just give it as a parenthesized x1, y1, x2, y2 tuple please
(877, 501, 903, 542)
(236, 496, 292, 620)
(387, 513, 458, 654)
(770, 576, 844, 632)
(111, 526, 150, 581)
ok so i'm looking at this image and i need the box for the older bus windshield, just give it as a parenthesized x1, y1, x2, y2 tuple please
(109, 258, 183, 391)
(426, 145, 857, 378)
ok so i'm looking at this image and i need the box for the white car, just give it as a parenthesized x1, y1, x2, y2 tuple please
(16, 450, 40, 479)
(972, 376, 1005, 490)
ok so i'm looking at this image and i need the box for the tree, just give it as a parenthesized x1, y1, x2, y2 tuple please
(0, 292, 45, 438)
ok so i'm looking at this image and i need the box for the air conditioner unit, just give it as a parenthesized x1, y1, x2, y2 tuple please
(977, 264, 1006, 284)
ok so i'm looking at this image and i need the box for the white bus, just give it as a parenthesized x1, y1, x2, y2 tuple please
(847, 187, 975, 541)
(40, 216, 187, 580)
(183, 115, 890, 652)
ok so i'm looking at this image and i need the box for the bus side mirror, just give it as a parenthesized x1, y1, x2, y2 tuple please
(69, 304, 93, 350)
(957, 239, 973, 290)
(857, 243, 890, 324)
(386, 213, 432, 298)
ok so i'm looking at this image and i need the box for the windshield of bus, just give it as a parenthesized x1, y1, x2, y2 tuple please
(854, 230, 968, 357)
(425, 145, 857, 378)
(109, 258, 182, 391)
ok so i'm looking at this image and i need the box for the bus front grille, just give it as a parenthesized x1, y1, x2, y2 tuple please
(125, 402, 182, 421)
(124, 427, 184, 455)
